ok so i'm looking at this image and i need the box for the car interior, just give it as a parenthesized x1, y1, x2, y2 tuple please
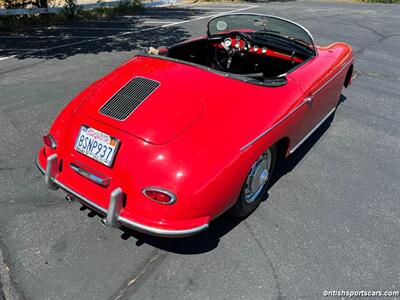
(166, 31, 315, 83)
(152, 14, 318, 86)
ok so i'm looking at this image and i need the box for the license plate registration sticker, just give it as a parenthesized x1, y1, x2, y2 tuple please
(74, 126, 119, 167)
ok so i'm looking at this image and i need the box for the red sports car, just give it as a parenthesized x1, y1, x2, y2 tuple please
(36, 13, 354, 237)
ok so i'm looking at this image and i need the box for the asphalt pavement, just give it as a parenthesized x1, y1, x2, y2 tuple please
(0, 1, 399, 299)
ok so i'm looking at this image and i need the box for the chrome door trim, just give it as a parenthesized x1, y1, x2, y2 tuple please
(310, 59, 354, 96)
(240, 59, 353, 152)
(289, 107, 336, 154)
(240, 100, 307, 151)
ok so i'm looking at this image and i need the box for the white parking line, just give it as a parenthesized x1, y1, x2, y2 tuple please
(143, 20, 174, 24)
(160, 5, 259, 28)
(0, 48, 41, 51)
(0, 55, 15, 61)
(0, 35, 104, 39)
(191, 7, 248, 10)
(78, 20, 140, 23)
(45, 27, 137, 30)
(187, 3, 254, 7)
(0, 4, 258, 60)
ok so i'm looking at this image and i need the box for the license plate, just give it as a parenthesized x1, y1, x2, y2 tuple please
(74, 126, 119, 167)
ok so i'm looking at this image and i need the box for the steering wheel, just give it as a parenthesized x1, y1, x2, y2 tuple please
(214, 31, 251, 72)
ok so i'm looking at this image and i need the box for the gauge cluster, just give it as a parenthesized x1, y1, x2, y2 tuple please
(214, 33, 304, 64)
(222, 35, 268, 55)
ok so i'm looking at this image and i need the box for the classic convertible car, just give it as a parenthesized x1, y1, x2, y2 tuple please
(36, 14, 354, 237)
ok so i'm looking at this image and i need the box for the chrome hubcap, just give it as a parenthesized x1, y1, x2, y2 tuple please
(244, 149, 271, 204)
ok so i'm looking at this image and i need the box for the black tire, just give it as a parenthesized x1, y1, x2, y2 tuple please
(230, 144, 277, 218)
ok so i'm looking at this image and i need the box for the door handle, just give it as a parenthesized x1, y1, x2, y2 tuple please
(304, 95, 314, 104)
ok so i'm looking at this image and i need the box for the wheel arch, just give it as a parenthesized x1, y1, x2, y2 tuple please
(344, 64, 353, 88)
(242, 135, 291, 169)
(274, 137, 291, 159)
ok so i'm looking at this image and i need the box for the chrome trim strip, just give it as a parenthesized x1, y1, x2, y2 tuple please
(311, 59, 354, 96)
(240, 58, 353, 151)
(240, 100, 307, 151)
(289, 107, 336, 154)
(70, 162, 110, 187)
(36, 154, 208, 237)
(142, 187, 177, 205)
(118, 216, 209, 238)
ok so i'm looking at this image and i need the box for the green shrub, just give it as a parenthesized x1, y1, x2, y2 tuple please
(361, 0, 400, 2)
(0, 0, 143, 31)
(80, 0, 143, 20)
(0, 0, 53, 9)
(63, 0, 81, 20)
(113, 0, 142, 14)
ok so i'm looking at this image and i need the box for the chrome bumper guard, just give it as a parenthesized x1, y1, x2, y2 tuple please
(45, 154, 59, 190)
(106, 188, 124, 228)
(35, 154, 208, 237)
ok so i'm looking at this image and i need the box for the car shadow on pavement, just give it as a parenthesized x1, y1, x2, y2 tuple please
(118, 213, 247, 254)
(269, 94, 347, 189)
(113, 94, 347, 254)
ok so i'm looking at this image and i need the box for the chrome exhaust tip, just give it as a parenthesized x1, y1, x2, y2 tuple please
(65, 194, 74, 203)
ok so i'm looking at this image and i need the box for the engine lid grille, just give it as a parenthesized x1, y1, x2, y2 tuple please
(99, 76, 160, 121)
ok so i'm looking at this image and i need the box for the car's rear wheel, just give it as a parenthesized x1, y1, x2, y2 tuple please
(230, 145, 277, 218)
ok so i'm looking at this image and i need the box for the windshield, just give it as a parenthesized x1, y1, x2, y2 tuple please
(208, 14, 315, 52)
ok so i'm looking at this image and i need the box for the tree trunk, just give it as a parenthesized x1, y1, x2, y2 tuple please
(38, 0, 47, 8)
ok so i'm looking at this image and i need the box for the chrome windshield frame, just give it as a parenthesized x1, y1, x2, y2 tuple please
(207, 13, 317, 56)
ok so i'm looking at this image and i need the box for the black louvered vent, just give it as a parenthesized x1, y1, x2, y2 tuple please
(100, 76, 160, 120)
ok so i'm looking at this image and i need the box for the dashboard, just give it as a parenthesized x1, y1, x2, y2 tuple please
(212, 33, 304, 64)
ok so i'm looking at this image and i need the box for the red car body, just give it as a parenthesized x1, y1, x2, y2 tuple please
(36, 14, 354, 237)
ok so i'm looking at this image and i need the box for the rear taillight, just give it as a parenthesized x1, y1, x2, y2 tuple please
(43, 133, 57, 149)
(142, 187, 176, 204)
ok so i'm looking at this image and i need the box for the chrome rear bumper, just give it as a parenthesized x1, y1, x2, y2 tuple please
(35, 153, 208, 237)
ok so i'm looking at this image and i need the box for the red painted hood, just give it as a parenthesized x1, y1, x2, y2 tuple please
(79, 56, 205, 145)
